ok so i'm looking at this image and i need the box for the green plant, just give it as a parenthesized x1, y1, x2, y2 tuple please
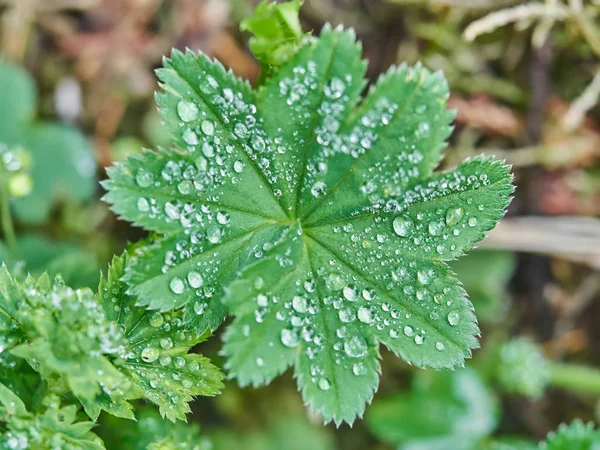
(4, 0, 599, 447)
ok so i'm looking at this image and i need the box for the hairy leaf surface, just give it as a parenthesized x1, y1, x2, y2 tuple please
(103, 26, 513, 423)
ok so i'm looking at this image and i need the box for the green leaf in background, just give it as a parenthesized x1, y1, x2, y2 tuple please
(0, 233, 101, 289)
(0, 382, 105, 450)
(366, 368, 498, 449)
(540, 421, 600, 450)
(211, 416, 334, 450)
(0, 60, 97, 225)
(99, 407, 211, 450)
(240, 0, 309, 79)
(496, 338, 550, 399)
(103, 24, 513, 424)
(450, 250, 516, 324)
(0, 60, 36, 145)
(12, 124, 97, 224)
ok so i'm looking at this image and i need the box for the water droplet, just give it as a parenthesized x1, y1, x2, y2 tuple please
(326, 273, 345, 291)
(417, 269, 433, 285)
(339, 308, 355, 323)
(178, 180, 193, 195)
(428, 221, 445, 236)
(182, 128, 198, 145)
(136, 169, 154, 187)
(393, 215, 413, 237)
(137, 197, 149, 212)
(357, 306, 373, 324)
(281, 329, 299, 348)
(256, 357, 264, 367)
(343, 284, 358, 302)
(447, 310, 461, 326)
(193, 301, 205, 315)
(445, 207, 464, 226)
(435, 341, 445, 351)
(344, 336, 368, 358)
(468, 217, 478, 227)
(352, 362, 366, 376)
(177, 101, 198, 122)
(201, 120, 215, 136)
(170, 277, 185, 294)
(414, 335, 424, 345)
(292, 296, 308, 313)
(141, 347, 159, 363)
(187, 271, 203, 288)
(318, 377, 330, 390)
(233, 160, 245, 173)
(160, 338, 173, 350)
(149, 313, 164, 328)
(403, 325, 415, 337)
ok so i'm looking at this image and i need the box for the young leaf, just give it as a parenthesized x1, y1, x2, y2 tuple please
(0, 59, 36, 144)
(0, 382, 105, 450)
(540, 421, 600, 450)
(0, 259, 223, 423)
(103, 25, 514, 424)
(366, 369, 498, 449)
(240, 0, 308, 79)
(96, 253, 224, 422)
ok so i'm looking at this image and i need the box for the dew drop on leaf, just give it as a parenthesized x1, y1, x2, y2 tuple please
(403, 325, 415, 337)
(187, 271, 203, 288)
(393, 215, 413, 237)
(468, 217, 478, 227)
(344, 336, 368, 358)
(136, 169, 154, 187)
(357, 306, 373, 324)
(141, 347, 160, 363)
(445, 207, 464, 226)
(200, 120, 215, 136)
(292, 295, 308, 313)
(169, 277, 185, 294)
(428, 221, 445, 236)
(318, 378, 330, 391)
(447, 310, 461, 326)
(137, 197, 149, 212)
(177, 100, 198, 122)
(435, 341, 445, 351)
(233, 160, 245, 173)
(281, 329, 299, 348)
(149, 312, 164, 328)
(352, 363, 366, 376)
(342, 284, 358, 302)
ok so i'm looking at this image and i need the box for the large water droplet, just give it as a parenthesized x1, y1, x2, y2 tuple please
(136, 169, 154, 187)
(445, 207, 464, 226)
(187, 271, 203, 288)
(343, 284, 358, 302)
(318, 377, 330, 390)
(447, 310, 461, 326)
(344, 336, 368, 358)
(393, 215, 413, 237)
(428, 221, 445, 236)
(177, 101, 198, 122)
(141, 347, 159, 363)
(281, 329, 299, 348)
(170, 277, 185, 295)
(357, 306, 373, 324)
(292, 296, 308, 313)
(201, 120, 215, 136)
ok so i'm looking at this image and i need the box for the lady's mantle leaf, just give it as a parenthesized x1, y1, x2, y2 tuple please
(103, 25, 514, 424)
(540, 420, 600, 450)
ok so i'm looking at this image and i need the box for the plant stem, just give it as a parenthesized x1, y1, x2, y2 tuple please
(1, 183, 17, 252)
(549, 362, 600, 394)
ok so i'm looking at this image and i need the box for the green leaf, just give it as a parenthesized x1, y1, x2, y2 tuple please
(0, 382, 105, 450)
(366, 369, 498, 449)
(540, 421, 600, 450)
(0, 59, 36, 145)
(12, 124, 97, 224)
(99, 407, 210, 450)
(211, 415, 334, 450)
(496, 338, 550, 399)
(450, 250, 516, 324)
(98, 253, 224, 421)
(103, 26, 514, 424)
(240, 0, 308, 79)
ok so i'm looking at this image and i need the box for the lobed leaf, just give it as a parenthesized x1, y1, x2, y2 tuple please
(103, 25, 514, 424)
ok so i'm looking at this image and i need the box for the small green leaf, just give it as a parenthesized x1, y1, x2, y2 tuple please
(366, 369, 498, 449)
(241, 0, 308, 79)
(540, 420, 600, 450)
(0, 382, 105, 450)
(103, 26, 514, 424)
(12, 124, 97, 224)
(0, 59, 36, 144)
(496, 338, 550, 399)
(98, 254, 224, 421)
